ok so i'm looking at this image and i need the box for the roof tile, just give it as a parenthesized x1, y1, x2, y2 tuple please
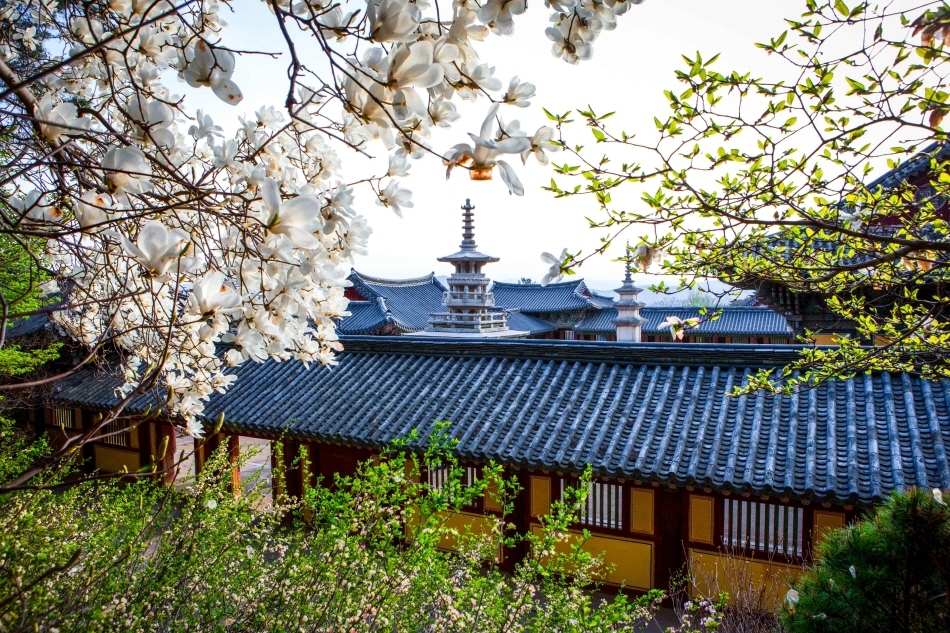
(50, 337, 950, 504)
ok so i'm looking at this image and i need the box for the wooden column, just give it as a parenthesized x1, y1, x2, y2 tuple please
(655, 488, 686, 593)
(505, 469, 531, 573)
(155, 420, 178, 484)
(227, 435, 241, 494)
(194, 432, 241, 493)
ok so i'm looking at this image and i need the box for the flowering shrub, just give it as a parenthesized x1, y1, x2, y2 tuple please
(0, 432, 666, 632)
(667, 596, 726, 633)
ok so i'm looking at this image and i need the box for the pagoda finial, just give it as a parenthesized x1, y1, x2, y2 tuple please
(623, 241, 633, 283)
(460, 198, 476, 250)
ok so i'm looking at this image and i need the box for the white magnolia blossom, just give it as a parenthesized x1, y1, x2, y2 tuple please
(75, 192, 113, 230)
(190, 271, 242, 316)
(179, 40, 243, 105)
(633, 243, 661, 271)
(443, 104, 531, 195)
(503, 76, 536, 107)
(376, 180, 414, 217)
(387, 150, 412, 177)
(101, 145, 153, 197)
(125, 95, 176, 147)
(119, 220, 200, 282)
(38, 279, 60, 297)
(33, 94, 90, 142)
(540, 249, 568, 286)
(0, 0, 647, 435)
(546, 22, 593, 64)
(478, 0, 527, 36)
(658, 315, 701, 341)
(522, 126, 559, 165)
(261, 179, 325, 249)
(6, 190, 62, 223)
(13, 26, 38, 50)
(188, 109, 223, 141)
(368, 0, 421, 43)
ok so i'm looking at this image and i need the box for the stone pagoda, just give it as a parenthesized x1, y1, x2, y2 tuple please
(612, 254, 646, 342)
(425, 200, 525, 337)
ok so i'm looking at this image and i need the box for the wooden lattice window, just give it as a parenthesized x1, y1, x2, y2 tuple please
(723, 499, 804, 557)
(52, 408, 77, 429)
(100, 419, 131, 447)
(427, 465, 477, 490)
(561, 479, 623, 530)
(428, 465, 480, 509)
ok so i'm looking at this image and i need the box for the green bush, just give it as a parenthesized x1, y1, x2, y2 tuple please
(781, 489, 950, 633)
(0, 432, 664, 632)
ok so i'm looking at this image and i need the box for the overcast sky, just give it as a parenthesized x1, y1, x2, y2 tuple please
(198, 0, 797, 295)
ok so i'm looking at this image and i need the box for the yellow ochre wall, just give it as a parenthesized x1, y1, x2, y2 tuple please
(93, 445, 141, 473)
(433, 511, 503, 561)
(531, 526, 654, 591)
(813, 510, 846, 549)
(689, 495, 715, 544)
(689, 550, 801, 609)
(630, 489, 654, 535)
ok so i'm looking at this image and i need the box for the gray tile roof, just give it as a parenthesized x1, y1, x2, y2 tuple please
(336, 300, 390, 335)
(587, 292, 616, 309)
(5, 312, 52, 339)
(51, 365, 165, 412)
(865, 142, 949, 191)
(492, 280, 595, 313)
(502, 310, 558, 335)
(51, 337, 950, 505)
(346, 271, 446, 333)
(575, 307, 793, 337)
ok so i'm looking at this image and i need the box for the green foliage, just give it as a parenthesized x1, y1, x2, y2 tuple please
(0, 230, 48, 319)
(0, 414, 49, 486)
(548, 0, 950, 390)
(0, 342, 60, 377)
(781, 489, 950, 633)
(0, 431, 665, 632)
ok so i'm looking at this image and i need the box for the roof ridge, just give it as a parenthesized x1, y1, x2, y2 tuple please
(640, 305, 772, 311)
(337, 335, 809, 368)
(492, 279, 584, 288)
(351, 269, 437, 286)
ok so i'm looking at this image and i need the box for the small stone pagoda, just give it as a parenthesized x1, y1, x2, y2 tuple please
(612, 254, 646, 342)
(425, 200, 525, 337)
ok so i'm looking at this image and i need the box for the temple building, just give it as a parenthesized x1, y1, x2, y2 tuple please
(747, 142, 950, 344)
(45, 336, 950, 601)
(13, 150, 950, 604)
(339, 201, 795, 345)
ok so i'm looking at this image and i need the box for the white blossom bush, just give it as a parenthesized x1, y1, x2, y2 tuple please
(0, 0, 648, 471)
(0, 437, 665, 632)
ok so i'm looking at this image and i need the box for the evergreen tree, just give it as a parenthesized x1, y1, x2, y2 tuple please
(782, 489, 950, 633)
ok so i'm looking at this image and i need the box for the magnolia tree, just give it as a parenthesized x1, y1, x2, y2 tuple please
(0, 0, 646, 482)
(546, 0, 950, 389)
